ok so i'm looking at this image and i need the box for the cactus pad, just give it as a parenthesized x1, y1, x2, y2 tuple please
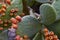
(16, 15, 42, 38)
(40, 4, 56, 25)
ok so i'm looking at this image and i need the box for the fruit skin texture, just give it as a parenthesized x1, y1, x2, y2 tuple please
(10, 18, 18, 24)
(11, 24, 18, 29)
(15, 15, 22, 22)
(6, 0, 11, 5)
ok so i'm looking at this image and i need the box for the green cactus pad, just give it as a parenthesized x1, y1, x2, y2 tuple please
(52, 0, 60, 20)
(36, 0, 54, 3)
(0, 30, 8, 40)
(33, 32, 44, 40)
(16, 15, 42, 38)
(47, 20, 60, 38)
(40, 4, 56, 25)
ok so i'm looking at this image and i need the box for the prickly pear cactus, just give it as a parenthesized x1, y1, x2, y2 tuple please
(17, 15, 42, 38)
(47, 20, 60, 38)
(40, 4, 56, 25)
(52, 0, 60, 20)
(0, 0, 23, 30)
(36, 0, 54, 3)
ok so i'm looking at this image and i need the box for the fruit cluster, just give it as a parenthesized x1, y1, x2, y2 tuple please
(15, 35, 30, 40)
(43, 28, 59, 40)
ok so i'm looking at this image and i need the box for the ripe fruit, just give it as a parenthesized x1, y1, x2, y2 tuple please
(23, 35, 29, 39)
(10, 9, 15, 13)
(15, 15, 21, 22)
(15, 8, 19, 12)
(11, 24, 18, 29)
(0, 27, 3, 30)
(2, 13, 5, 16)
(1, 8, 6, 12)
(15, 35, 20, 40)
(10, 13, 13, 16)
(4, 24, 8, 26)
(10, 18, 18, 24)
(43, 28, 49, 33)
(6, 0, 11, 5)
(0, 20, 3, 24)
(2, 4, 6, 9)
(49, 31, 54, 36)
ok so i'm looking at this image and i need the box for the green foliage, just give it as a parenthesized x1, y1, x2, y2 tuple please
(16, 15, 42, 38)
(40, 4, 56, 25)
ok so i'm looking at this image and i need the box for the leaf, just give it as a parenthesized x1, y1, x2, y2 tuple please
(16, 15, 42, 38)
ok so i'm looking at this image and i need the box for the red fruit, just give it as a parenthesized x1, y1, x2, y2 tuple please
(43, 28, 49, 33)
(2, 4, 6, 9)
(15, 35, 20, 40)
(10, 9, 15, 13)
(0, 20, 3, 24)
(6, 0, 11, 5)
(0, 27, 3, 30)
(49, 31, 54, 36)
(11, 24, 18, 29)
(10, 18, 18, 24)
(23, 35, 29, 39)
(53, 35, 58, 40)
(15, 15, 21, 22)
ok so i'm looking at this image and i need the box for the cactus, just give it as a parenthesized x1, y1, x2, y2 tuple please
(0, 0, 23, 30)
(52, 0, 60, 20)
(0, 0, 60, 40)
(46, 20, 60, 38)
(16, 15, 42, 38)
(40, 4, 56, 25)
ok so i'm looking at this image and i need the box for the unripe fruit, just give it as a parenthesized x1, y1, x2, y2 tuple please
(15, 15, 21, 22)
(10, 18, 18, 24)
(11, 24, 18, 29)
